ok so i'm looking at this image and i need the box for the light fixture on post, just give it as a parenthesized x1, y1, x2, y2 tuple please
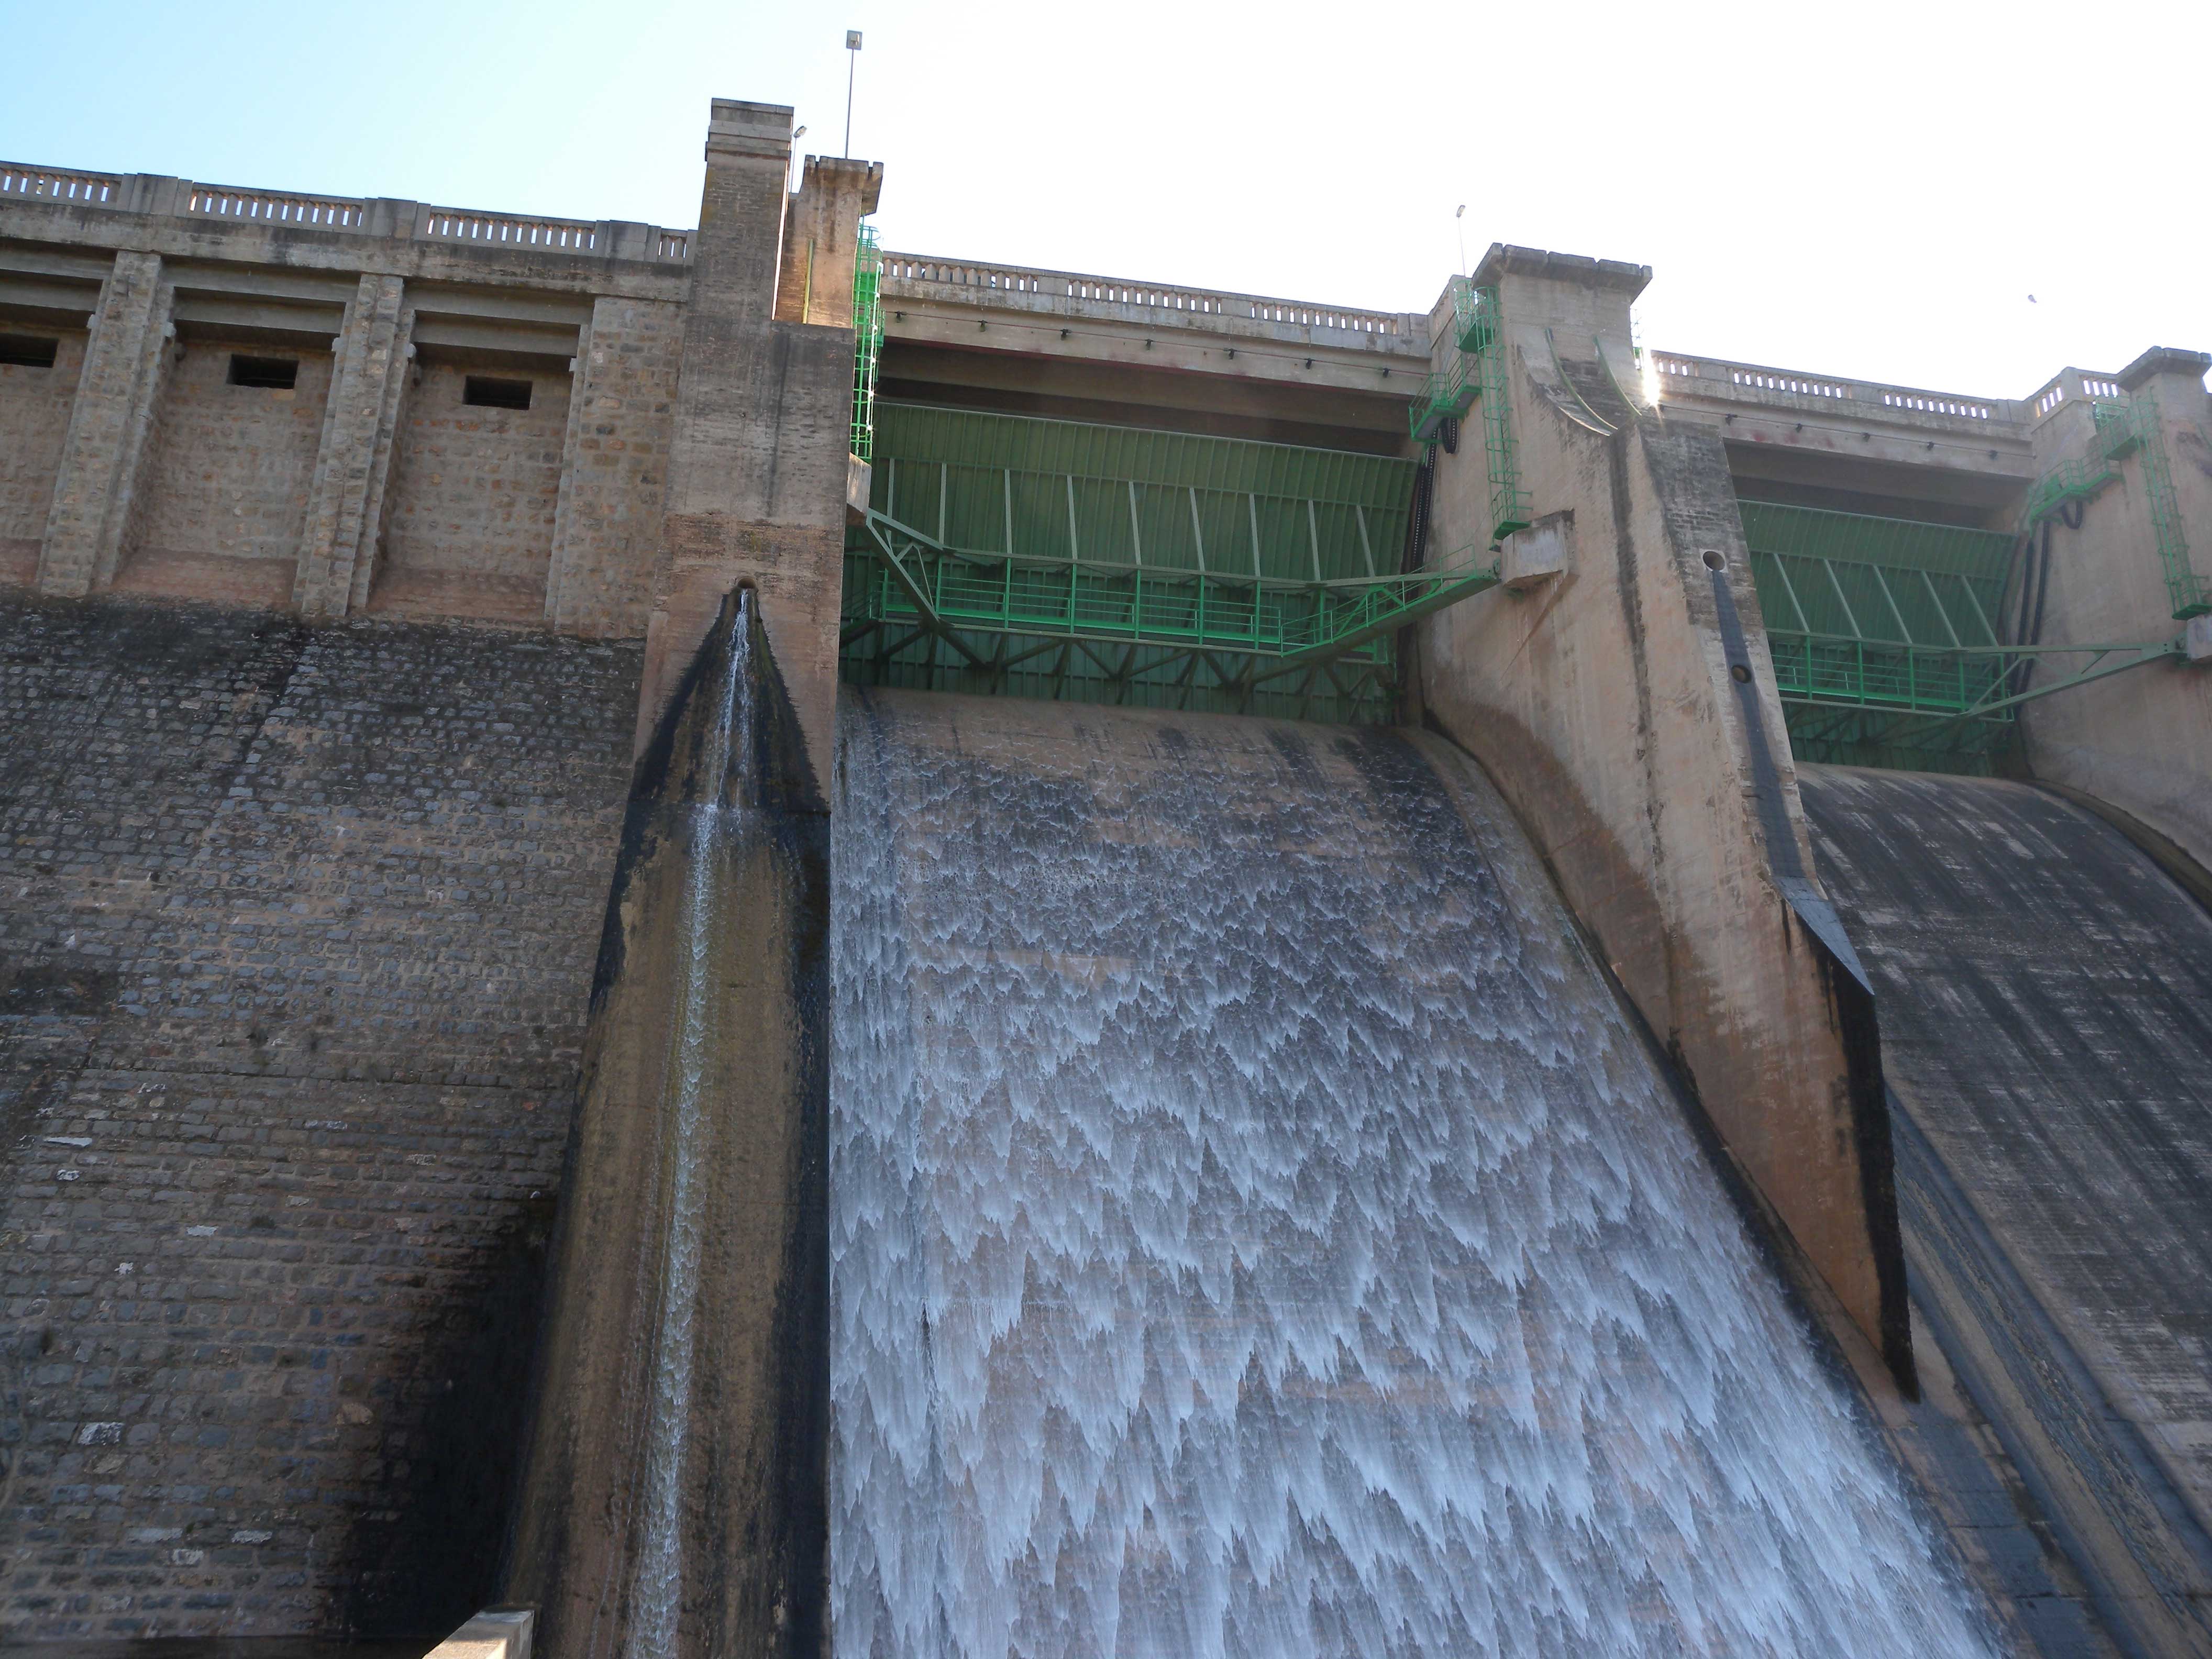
(1455, 204, 1467, 277)
(844, 30, 862, 157)
(789, 125, 807, 192)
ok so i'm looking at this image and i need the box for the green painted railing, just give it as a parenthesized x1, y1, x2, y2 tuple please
(1409, 282, 1528, 541)
(851, 223, 882, 461)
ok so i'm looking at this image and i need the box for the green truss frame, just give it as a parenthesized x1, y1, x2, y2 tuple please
(847, 507, 1498, 683)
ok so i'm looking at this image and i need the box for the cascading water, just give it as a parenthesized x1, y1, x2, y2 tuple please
(829, 689, 1999, 1657)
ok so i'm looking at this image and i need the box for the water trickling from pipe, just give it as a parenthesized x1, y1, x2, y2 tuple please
(829, 692, 1997, 1658)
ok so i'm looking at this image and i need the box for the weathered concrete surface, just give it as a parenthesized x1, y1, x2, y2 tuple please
(426, 1606, 534, 1659)
(2017, 348, 2212, 870)
(506, 589, 828, 1659)
(1417, 244, 1912, 1379)
(0, 591, 640, 1641)
(36, 251, 172, 598)
(1802, 764, 2212, 1657)
(774, 157, 882, 329)
(639, 101, 870, 790)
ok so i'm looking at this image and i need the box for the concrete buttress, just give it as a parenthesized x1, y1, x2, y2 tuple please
(37, 249, 172, 596)
(638, 100, 882, 788)
(1418, 245, 1915, 1385)
(505, 586, 831, 1658)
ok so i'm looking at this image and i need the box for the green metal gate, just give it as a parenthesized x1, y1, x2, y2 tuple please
(1741, 500, 2181, 774)
(841, 404, 1489, 723)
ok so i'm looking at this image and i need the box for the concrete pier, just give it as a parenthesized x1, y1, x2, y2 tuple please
(504, 588, 831, 1658)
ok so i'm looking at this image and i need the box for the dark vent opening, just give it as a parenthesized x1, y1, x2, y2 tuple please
(464, 376, 533, 411)
(0, 334, 61, 369)
(229, 355, 299, 389)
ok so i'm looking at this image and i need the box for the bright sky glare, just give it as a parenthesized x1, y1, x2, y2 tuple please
(5, 0, 2205, 401)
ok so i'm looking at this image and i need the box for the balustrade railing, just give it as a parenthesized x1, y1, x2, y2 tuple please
(187, 185, 363, 228)
(882, 253, 1414, 341)
(0, 165, 119, 205)
(1653, 350, 2020, 428)
(3, 158, 698, 263)
(418, 209, 598, 251)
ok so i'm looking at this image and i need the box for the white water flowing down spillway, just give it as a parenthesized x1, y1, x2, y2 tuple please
(829, 691, 1998, 1657)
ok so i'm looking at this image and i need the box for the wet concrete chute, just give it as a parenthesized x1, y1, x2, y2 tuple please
(2, 92, 2211, 1659)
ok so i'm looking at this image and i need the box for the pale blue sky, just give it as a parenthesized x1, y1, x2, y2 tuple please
(4, 0, 2204, 400)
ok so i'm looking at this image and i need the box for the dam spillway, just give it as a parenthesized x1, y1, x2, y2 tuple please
(828, 690, 1997, 1657)
(1800, 766, 2212, 1650)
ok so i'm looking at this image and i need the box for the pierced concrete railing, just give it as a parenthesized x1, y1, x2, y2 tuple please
(0, 160, 697, 264)
(1, 165, 119, 205)
(2029, 370, 2123, 419)
(187, 184, 363, 229)
(1652, 350, 2025, 432)
(882, 252, 1420, 345)
(419, 208, 599, 252)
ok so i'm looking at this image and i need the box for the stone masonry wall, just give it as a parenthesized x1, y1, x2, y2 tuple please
(545, 297, 683, 640)
(0, 590, 642, 1642)
(374, 362, 571, 627)
(0, 334, 87, 588)
(118, 342, 335, 612)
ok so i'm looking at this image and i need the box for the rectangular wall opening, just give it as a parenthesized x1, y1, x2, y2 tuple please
(117, 339, 333, 607)
(373, 359, 570, 625)
(0, 335, 61, 369)
(464, 375, 533, 411)
(228, 355, 300, 390)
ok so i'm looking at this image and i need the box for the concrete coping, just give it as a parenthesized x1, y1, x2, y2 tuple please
(2117, 345, 2212, 393)
(707, 97, 797, 162)
(1472, 242, 1653, 299)
(426, 1606, 535, 1659)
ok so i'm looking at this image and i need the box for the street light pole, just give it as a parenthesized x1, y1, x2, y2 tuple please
(844, 30, 862, 157)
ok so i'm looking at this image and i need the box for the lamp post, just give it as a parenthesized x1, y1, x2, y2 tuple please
(844, 30, 862, 157)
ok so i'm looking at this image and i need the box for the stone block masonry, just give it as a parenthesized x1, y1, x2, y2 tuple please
(120, 338, 336, 610)
(0, 591, 642, 1642)
(0, 332, 86, 587)
(373, 362, 572, 626)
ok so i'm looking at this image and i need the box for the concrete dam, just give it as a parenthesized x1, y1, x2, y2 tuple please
(3, 95, 2211, 1659)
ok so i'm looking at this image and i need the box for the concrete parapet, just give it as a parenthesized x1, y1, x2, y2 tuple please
(1418, 245, 1912, 1380)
